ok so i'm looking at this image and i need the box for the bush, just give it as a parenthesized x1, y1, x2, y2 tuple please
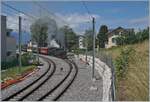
(1, 53, 36, 70)
(21, 52, 32, 66)
(115, 47, 135, 78)
(1, 58, 18, 70)
(74, 48, 86, 55)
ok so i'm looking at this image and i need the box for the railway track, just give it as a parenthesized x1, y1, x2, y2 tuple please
(39, 59, 78, 101)
(2, 56, 55, 101)
(2, 55, 78, 101)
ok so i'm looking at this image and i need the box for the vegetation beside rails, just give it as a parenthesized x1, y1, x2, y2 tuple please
(1, 65, 36, 81)
(1, 52, 38, 82)
(104, 40, 149, 101)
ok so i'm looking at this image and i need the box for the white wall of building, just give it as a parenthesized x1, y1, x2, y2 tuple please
(105, 35, 118, 48)
(79, 36, 85, 49)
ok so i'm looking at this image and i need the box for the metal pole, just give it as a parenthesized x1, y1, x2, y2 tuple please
(111, 57, 116, 101)
(85, 46, 87, 63)
(85, 35, 88, 62)
(19, 16, 22, 73)
(38, 46, 39, 64)
(37, 3, 41, 65)
(37, 40, 39, 65)
(92, 17, 95, 79)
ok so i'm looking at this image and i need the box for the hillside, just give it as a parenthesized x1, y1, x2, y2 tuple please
(105, 40, 149, 101)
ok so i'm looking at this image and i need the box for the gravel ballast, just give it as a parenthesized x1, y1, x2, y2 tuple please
(1, 57, 49, 100)
(1, 55, 104, 101)
(58, 57, 103, 101)
(23, 55, 71, 101)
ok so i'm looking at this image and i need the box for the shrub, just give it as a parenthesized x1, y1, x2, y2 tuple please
(1, 53, 36, 70)
(1, 58, 18, 70)
(115, 47, 135, 78)
(21, 52, 32, 66)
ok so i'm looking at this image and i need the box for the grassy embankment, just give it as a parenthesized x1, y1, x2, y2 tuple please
(1, 65, 36, 81)
(1, 53, 37, 82)
(104, 40, 149, 101)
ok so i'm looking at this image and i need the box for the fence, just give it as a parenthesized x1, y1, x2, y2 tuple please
(86, 51, 116, 101)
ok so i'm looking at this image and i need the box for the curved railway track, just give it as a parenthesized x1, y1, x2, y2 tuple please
(52, 60, 78, 101)
(2, 55, 78, 101)
(2, 56, 55, 101)
(38, 59, 78, 101)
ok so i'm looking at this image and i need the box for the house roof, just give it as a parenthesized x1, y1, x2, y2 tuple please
(107, 27, 123, 34)
(107, 27, 133, 37)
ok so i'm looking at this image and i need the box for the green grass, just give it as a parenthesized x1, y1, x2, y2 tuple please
(1, 65, 36, 81)
(103, 40, 149, 101)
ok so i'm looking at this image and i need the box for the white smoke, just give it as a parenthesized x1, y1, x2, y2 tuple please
(37, 16, 66, 48)
(50, 39, 60, 48)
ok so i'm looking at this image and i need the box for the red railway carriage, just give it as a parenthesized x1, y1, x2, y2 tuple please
(39, 47, 48, 55)
(39, 47, 67, 59)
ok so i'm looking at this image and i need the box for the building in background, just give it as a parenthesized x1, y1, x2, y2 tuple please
(105, 27, 134, 48)
(1, 15, 16, 62)
(1, 15, 7, 61)
(77, 35, 85, 49)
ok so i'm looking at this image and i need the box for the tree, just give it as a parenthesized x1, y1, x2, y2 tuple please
(139, 27, 149, 41)
(60, 25, 77, 51)
(97, 25, 108, 48)
(30, 18, 48, 47)
(115, 27, 149, 45)
(83, 29, 93, 50)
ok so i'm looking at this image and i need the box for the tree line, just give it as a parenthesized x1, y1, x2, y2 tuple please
(30, 17, 149, 52)
(115, 27, 149, 45)
(30, 17, 78, 52)
(84, 25, 149, 50)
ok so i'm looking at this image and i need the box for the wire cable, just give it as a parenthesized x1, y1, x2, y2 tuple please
(2, 2, 37, 20)
(81, 1, 93, 20)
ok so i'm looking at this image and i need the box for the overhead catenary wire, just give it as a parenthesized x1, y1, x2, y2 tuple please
(5, 5, 35, 21)
(2, 9, 18, 17)
(7, 20, 30, 28)
(2, 2, 35, 32)
(2, 9, 34, 26)
(2, 2, 37, 20)
(82, 1, 93, 20)
(81, 1, 96, 80)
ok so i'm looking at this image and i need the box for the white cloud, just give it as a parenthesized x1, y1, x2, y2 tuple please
(129, 17, 148, 25)
(6, 13, 33, 32)
(55, 13, 100, 29)
(5, 12, 100, 34)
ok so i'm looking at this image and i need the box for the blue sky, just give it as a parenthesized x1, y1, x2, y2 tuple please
(2, 1, 149, 36)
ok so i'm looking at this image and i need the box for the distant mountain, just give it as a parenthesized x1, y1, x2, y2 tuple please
(10, 31, 31, 44)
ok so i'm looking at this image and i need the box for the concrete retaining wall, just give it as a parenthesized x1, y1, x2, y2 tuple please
(77, 54, 112, 101)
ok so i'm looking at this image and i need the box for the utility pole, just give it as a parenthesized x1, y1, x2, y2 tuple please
(85, 21, 90, 63)
(37, 41, 39, 65)
(18, 16, 22, 73)
(37, 4, 41, 65)
(92, 17, 95, 79)
(85, 35, 88, 63)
